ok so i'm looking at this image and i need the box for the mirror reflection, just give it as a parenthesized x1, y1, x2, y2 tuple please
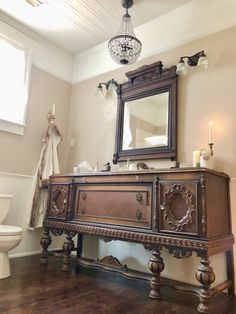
(122, 92, 169, 150)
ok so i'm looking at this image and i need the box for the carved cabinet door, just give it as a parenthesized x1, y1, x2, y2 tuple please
(47, 184, 70, 220)
(158, 180, 199, 236)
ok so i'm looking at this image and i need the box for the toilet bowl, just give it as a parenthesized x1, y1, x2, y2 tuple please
(0, 194, 22, 279)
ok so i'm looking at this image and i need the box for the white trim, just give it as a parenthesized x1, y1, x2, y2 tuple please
(9, 247, 62, 259)
(72, 0, 236, 84)
(0, 171, 33, 179)
(0, 12, 73, 83)
(0, 119, 25, 136)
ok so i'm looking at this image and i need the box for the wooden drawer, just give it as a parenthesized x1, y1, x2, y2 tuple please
(158, 180, 199, 236)
(46, 184, 70, 220)
(73, 184, 152, 229)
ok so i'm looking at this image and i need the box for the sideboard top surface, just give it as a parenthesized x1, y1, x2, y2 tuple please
(51, 167, 229, 180)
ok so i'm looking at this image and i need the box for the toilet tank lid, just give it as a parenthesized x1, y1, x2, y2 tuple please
(0, 225, 22, 235)
(0, 194, 13, 198)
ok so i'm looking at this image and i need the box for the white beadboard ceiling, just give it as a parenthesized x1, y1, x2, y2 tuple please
(0, 0, 193, 55)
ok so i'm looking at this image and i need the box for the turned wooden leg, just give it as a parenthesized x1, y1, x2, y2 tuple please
(226, 249, 235, 294)
(148, 248, 165, 300)
(195, 258, 215, 314)
(40, 229, 52, 264)
(62, 235, 75, 271)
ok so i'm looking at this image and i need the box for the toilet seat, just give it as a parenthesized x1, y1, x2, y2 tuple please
(0, 225, 22, 236)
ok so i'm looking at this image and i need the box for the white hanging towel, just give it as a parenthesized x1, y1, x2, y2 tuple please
(28, 115, 62, 229)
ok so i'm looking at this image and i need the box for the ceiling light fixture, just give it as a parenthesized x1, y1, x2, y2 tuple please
(176, 51, 208, 75)
(95, 79, 119, 97)
(25, 0, 49, 7)
(108, 0, 142, 65)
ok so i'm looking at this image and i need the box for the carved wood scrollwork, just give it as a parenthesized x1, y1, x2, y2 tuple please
(136, 209, 143, 220)
(97, 255, 127, 270)
(168, 248, 192, 259)
(99, 236, 113, 243)
(50, 228, 64, 236)
(136, 192, 143, 203)
(65, 230, 77, 238)
(153, 176, 158, 229)
(200, 175, 207, 233)
(160, 184, 195, 232)
(143, 243, 162, 252)
(50, 185, 67, 217)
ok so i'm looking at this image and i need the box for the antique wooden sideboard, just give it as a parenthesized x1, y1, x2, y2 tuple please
(40, 168, 234, 314)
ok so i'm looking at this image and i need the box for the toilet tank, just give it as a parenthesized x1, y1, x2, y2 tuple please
(0, 194, 13, 224)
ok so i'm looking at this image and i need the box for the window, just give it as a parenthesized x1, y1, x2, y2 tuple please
(0, 34, 31, 135)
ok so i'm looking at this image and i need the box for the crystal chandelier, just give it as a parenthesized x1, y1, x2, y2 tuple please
(108, 0, 142, 65)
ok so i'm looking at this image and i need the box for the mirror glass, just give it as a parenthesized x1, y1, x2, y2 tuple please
(122, 92, 169, 150)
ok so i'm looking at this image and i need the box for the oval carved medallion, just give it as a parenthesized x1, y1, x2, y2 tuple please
(160, 184, 195, 232)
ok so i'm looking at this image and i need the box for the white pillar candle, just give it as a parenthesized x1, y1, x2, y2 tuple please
(209, 121, 213, 143)
(193, 150, 201, 167)
(52, 104, 55, 116)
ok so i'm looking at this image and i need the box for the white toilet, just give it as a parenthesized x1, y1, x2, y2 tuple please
(0, 194, 22, 279)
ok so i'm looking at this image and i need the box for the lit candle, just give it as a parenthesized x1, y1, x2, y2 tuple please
(52, 104, 55, 116)
(209, 121, 213, 143)
(193, 150, 201, 167)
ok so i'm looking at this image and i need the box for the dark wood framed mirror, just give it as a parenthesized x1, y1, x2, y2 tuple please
(113, 61, 178, 164)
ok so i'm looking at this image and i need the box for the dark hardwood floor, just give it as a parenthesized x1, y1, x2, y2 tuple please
(0, 254, 235, 313)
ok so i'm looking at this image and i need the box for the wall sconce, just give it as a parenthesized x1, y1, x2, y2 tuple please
(95, 79, 119, 97)
(176, 51, 208, 75)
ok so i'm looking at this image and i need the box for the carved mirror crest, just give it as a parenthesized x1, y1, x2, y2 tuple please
(113, 61, 177, 163)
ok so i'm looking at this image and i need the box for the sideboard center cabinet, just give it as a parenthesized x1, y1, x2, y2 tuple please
(40, 168, 234, 314)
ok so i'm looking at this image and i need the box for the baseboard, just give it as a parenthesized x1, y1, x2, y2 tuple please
(9, 247, 62, 258)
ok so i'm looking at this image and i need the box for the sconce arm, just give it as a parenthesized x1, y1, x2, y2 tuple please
(181, 51, 205, 66)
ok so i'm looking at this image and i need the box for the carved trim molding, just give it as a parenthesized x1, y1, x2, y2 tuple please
(160, 184, 195, 232)
(153, 176, 158, 229)
(44, 220, 234, 253)
(200, 175, 207, 233)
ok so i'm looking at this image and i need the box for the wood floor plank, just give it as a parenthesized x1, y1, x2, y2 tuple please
(0, 254, 234, 313)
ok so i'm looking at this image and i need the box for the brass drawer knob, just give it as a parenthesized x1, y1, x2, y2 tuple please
(81, 192, 87, 200)
(136, 209, 143, 220)
(80, 208, 86, 214)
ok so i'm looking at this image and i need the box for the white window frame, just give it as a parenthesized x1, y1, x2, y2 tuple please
(0, 34, 31, 136)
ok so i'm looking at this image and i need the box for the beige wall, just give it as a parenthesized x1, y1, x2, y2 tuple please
(68, 26, 236, 286)
(0, 65, 71, 175)
(0, 66, 71, 256)
(68, 26, 236, 175)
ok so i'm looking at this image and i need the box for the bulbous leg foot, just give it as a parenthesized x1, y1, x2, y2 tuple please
(148, 248, 165, 300)
(195, 258, 215, 314)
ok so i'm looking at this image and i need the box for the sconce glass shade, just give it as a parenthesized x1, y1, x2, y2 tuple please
(95, 79, 118, 97)
(95, 84, 103, 97)
(108, 80, 117, 92)
(197, 55, 209, 68)
(176, 59, 187, 75)
(108, 8, 142, 65)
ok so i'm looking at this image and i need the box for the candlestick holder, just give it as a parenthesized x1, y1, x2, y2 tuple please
(208, 143, 214, 156)
(47, 110, 55, 124)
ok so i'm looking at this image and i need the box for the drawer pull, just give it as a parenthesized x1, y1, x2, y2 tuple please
(136, 209, 143, 220)
(81, 192, 87, 200)
(80, 208, 86, 214)
(136, 192, 143, 203)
